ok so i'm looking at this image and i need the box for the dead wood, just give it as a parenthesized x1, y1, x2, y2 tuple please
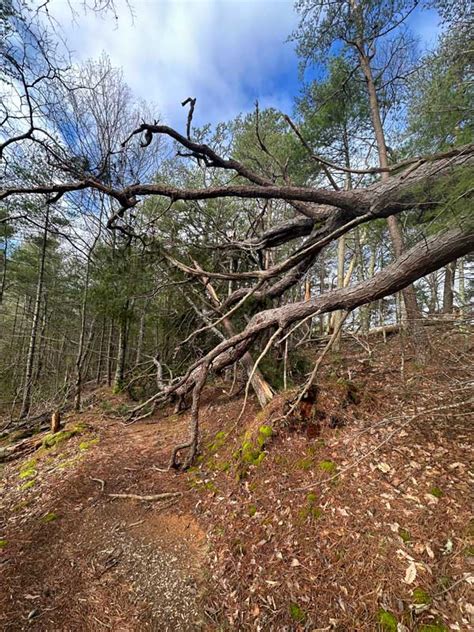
(107, 492, 182, 501)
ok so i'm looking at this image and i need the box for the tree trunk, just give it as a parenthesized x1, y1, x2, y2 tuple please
(33, 303, 48, 384)
(153, 353, 164, 390)
(113, 309, 128, 392)
(458, 258, 465, 315)
(74, 260, 91, 410)
(135, 300, 149, 367)
(0, 233, 8, 311)
(106, 319, 114, 386)
(96, 318, 105, 385)
(333, 233, 346, 350)
(442, 261, 456, 314)
(426, 273, 436, 314)
(357, 46, 422, 330)
(20, 207, 49, 418)
(197, 273, 274, 408)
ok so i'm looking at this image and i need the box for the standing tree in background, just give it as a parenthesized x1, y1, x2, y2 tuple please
(406, 21, 472, 314)
(297, 56, 372, 340)
(293, 0, 423, 327)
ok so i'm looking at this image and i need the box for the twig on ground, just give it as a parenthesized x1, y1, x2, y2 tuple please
(108, 492, 182, 501)
(434, 573, 472, 598)
(90, 477, 106, 491)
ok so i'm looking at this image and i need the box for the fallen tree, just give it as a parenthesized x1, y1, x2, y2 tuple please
(1, 108, 473, 465)
(129, 221, 474, 467)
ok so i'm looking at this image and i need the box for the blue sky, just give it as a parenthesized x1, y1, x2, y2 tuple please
(49, 0, 442, 130)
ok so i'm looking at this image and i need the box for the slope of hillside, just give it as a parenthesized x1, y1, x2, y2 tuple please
(1, 328, 472, 631)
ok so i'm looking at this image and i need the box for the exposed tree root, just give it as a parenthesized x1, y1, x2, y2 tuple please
(168, 364, 208, 470)
(284, 310, 351, 420)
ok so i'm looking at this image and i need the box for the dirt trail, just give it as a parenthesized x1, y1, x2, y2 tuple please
(0, 411, 209, 631)
(1, 332, 473, 631)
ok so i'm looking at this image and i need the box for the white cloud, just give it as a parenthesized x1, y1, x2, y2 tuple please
(46, 0, 442, 134)
(48, 0, 299, 128)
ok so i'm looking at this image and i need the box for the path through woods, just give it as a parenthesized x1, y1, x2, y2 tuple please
(1, 331, 473, 631)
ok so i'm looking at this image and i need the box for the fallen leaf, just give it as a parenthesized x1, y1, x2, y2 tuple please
(404, 561, 417, 584)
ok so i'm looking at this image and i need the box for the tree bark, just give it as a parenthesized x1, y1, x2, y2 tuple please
(458, 258, 466, 315)
(356, 41, 422, 330)
(95, 318, 105, 385)
(196, 271, 274, 408)
(74, 260, 91, 410)
(113, 308, 128, 392)
(106, 319, 114, 386)
(0, 233, 8, 311)
(135, 299, 149, 367)
(442, 261, 456, 314)
(20, 207, 49, 419)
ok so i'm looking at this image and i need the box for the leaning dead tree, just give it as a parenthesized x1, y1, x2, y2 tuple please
(1, 97, 473, 465)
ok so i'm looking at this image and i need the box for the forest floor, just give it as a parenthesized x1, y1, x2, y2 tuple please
(0, 327, 473, 631)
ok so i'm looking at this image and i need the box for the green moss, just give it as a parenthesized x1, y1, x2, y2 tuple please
(235, 425, 273, 478)
(412, 588, 431, 605)
(429, 486, 444, 498)
(18, 459, 37, 480)
(57, 455, 82, 469)
(72, 422, 88, 432)
(295, 456, 313, 470)
(79, 437, 99, 450)
(399, 528, 411, 543)
(208, 431, 227, 453)
(241, 442, 265, 465)
(258, 425, 272, 439)
(18, 466, 37, 479)
(298, 492, 322, 522)
(0, 539, 8, 549)
(41, 512, 59, 523)
(319, 459, 337, 473)
(42, 429, 77, 448)
(288, 603, 306, 623)
(418, 624, 447, 632)
(377, 609, 398, 631)
(20, 479, 36, 491)
(248, 504, 257, 517)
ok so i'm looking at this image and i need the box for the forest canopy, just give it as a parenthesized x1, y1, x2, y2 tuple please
(0, 0, 472, 466)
